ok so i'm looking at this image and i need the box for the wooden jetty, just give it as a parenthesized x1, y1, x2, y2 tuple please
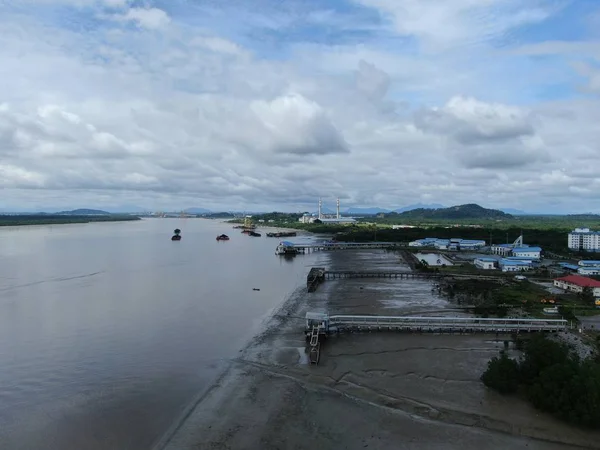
(306, 313, 569, 336)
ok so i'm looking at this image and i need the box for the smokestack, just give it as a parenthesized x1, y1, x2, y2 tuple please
(318, 197, 322, 219)
(336, 198, 340, 219)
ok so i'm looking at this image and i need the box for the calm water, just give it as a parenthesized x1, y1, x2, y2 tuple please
(0, 219, 323, 449)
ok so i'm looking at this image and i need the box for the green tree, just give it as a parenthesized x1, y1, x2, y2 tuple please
(481, 352, 520, 394)
(520, 334, 570, 385)
(579, 286, 596, 307)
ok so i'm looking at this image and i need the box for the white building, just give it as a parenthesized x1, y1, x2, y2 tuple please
(512, 247, 542, 259)
(578, 260, 600, 266)
(491, 244, 513, 256)
(474, 258, 496, 270)
(553, 275, 600, 297)
(499, 259, 532, 272)
(578, 267, 600, 276)
(568, 228, 600, 252)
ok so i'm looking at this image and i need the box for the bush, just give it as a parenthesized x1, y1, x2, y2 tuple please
(481, 352, 520, 394)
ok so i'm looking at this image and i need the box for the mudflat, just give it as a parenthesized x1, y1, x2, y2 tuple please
(160, 250, 600, 450)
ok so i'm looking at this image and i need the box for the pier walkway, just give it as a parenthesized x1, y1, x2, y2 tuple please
(277, 241, 400, 255)
(324, 271, 442, 280)
(306, 313, 568, 335)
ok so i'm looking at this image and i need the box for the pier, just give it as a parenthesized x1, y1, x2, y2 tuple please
(276, 241, 401, 255)
(324, 271, 442, 280)
(306, 313, 568, 336)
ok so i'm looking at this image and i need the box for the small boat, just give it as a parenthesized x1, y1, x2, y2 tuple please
(171, 228, 182, 241)
(248, 231, 261, 237)
(216, 234, 230, 241)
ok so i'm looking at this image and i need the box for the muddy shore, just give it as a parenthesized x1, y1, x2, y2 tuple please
(160, 250, 600, 450)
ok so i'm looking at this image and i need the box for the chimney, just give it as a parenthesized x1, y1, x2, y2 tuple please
(318, 197, 322, 219)
(336, 198, 340, 219)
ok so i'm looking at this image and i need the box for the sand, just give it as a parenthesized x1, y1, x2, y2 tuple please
(159, 251, 600, 450)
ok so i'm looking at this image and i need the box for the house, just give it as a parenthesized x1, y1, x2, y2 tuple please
(499, 259, 532, 272)
(474, 257, 496, 270)
(512, 247, 542, 259)
(553, 275, 600, 297)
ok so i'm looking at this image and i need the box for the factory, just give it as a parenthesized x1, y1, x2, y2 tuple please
(554, 275, 600, 298)
(490, 236, 542, 259)
(299, 198, 357, 224)
(408, 238, 486, 251)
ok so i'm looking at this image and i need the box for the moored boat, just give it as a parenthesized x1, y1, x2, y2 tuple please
(216, 234, 230, 241)
(266, 231, 297, 238)
(248, 231, 261, 237)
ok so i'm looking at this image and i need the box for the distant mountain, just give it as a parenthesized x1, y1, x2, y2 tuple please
(396, 204, 513, 220)
(500, 208, 528, 215)
(57, 209, 111, 216)
(394, 203, 445, 213)
(344, 207, 390, 215)
(105, 205, 149, 214)
(184, 207, 212, 215)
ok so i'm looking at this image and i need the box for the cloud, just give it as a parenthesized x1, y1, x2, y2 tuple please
(414, 96, 535, 144)
(0, 0, 600, 214)
(109, 7, 170, 29)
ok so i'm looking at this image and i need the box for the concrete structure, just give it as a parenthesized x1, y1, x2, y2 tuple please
(568, 228, 600, 252)
(474, 257, 496, 270)
(499, 258, 532, 272)
(553, 275, 600, 297)
(491, 243, 513, 256)
(512, 247, 542, 259)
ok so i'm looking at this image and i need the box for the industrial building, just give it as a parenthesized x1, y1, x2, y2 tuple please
(474, 257, 497, 270)
(408, 238, 485, 250)
(299, 197, 357, 224)
(553, 275, 600, 297)
(568, 228, 600, 252)
(576, 260, 600, 275)
(490, 236, 542, 259)
(499, 258, 533, 272)
(512, 247, 542, 259)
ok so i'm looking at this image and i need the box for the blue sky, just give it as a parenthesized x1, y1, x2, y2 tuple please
(1, 0, 600, 213)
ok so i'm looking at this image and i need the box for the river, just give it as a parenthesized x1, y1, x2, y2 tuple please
(0, 218, 324, 450)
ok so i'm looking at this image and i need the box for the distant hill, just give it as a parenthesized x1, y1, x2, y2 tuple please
(57, 209, 111, 216)
(344, 207, 390, 215)
(394, 203, 445, 213)
(184, 207, 212, 215)
(395, 204, 513, 220)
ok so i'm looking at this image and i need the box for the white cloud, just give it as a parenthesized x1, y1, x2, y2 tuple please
(0, 0, 599, 213)
(110, 7, 171, 30)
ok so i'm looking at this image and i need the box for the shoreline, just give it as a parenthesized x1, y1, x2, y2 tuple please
(161, 250, 600, 450)
(0, 215, 141, 227)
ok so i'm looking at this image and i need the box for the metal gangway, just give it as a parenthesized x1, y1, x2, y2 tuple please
(306, 313, 568, 335)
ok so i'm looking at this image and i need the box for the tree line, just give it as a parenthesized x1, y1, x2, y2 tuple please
(482, 335, 600, 428)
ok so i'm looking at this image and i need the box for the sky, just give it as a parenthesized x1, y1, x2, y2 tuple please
(1, 0, 600, 213)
